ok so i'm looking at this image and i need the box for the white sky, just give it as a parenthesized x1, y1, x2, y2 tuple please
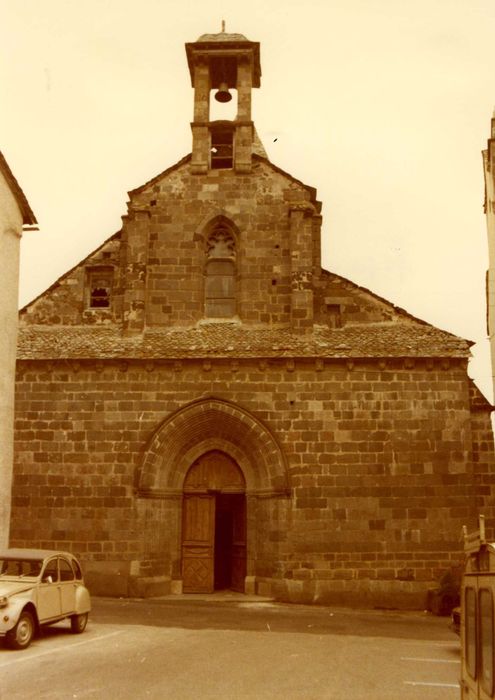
(1, 0, 494, 398)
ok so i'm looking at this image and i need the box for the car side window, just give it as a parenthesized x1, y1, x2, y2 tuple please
(59, 557, 74, 582)
(28, 560, 42, 576)
(71, 559, 83, 580)
(1, 560, 21, 575)
(42, 558, 59, 583)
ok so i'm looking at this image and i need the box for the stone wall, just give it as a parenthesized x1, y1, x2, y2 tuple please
(11, 355, 487, 607)
(19, 159, 322, 331)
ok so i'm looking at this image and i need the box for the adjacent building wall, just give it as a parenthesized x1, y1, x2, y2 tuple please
(0, 155, 36, 547)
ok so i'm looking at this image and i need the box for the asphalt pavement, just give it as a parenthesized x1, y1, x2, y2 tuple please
(0, 593, 461, 699)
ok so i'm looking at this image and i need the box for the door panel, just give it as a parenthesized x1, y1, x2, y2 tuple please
(182, 495, 215, 593)
(184, 451, 245, 492)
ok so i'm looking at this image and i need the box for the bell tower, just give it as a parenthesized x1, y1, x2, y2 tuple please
(185, 28, 261, 174)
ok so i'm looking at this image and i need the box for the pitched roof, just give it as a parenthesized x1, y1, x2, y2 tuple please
(17, 322, 470, 361)
(0, 151, 37, 226)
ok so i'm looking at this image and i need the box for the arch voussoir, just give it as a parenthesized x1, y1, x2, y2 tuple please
(138, 398, 289, 496)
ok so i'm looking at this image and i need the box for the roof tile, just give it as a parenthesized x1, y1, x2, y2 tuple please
(17, 322, 470, 360)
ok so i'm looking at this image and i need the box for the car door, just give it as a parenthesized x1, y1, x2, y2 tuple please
(477, 579, 494, 700)
(58, 557, 77, 614)
(37, 557, 61, 622)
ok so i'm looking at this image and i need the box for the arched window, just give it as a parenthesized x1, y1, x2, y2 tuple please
(205, 225, 236, 318)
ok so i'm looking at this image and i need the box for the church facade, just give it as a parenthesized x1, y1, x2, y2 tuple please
(10, 32, 495, 608)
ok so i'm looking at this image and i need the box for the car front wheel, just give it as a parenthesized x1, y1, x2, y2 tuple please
(70, 613, 88, 634)
(6, 610, 35, 650)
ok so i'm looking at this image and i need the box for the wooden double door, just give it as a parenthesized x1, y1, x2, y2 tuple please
(181, 452, 247, 594)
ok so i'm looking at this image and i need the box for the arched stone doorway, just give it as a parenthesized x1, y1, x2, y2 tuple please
(136, 398, 290, 597)
(137, 398, 289, 497)
(182, 450, 246, 593)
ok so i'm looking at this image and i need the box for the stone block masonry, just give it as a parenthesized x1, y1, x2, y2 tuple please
(11, 355, 492, 607)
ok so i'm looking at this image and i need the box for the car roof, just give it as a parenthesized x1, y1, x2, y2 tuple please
(0, 548, 76, 560)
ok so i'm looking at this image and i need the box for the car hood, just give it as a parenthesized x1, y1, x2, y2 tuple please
(0, 580, 34, 597)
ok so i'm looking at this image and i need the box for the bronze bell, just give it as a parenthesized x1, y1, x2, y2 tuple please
(214, 82, 232, 103)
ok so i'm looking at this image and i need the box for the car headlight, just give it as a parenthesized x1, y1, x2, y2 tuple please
(0, 596, 8, 609)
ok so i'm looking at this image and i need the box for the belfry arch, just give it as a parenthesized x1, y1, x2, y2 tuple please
(137, 397, 290, 498)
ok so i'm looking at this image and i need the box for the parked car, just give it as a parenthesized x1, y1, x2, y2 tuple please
(0, 548, 91, 650)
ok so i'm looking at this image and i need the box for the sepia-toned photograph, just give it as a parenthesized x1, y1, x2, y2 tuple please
(1, 1, 495, 697)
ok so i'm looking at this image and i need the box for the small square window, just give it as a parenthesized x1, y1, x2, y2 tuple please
(326, 303, 342, 328)
(86, 268, 113, 309)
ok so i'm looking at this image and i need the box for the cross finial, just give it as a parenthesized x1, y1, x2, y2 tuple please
(221, 20, 226, 32)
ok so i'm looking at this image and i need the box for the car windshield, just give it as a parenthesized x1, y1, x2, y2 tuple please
(0, 558, 43, 578)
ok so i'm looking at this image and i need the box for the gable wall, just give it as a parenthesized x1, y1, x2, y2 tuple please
(20, 161, 320, 329)
(19, 237, 122, 326)
(126, 161, 314, 327)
